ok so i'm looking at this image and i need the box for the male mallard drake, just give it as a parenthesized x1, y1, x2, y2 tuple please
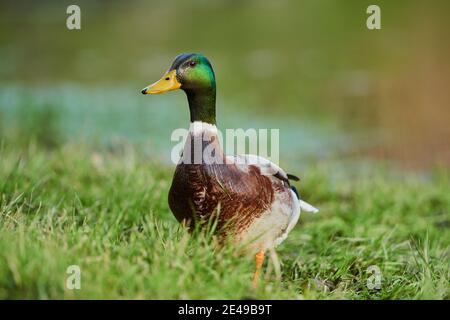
(141, 53, 318, 286)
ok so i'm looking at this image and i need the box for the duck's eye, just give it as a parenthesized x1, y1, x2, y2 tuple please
(165, 77, 170, 80)
(188, 60, 197, 67)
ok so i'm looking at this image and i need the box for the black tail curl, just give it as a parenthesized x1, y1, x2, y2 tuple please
(287, 173, 300, 181)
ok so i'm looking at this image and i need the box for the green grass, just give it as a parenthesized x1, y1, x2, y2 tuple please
(0, 140, 448, 299)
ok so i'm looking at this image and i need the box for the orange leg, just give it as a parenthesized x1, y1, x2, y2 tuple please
(252, 251, 265, 288)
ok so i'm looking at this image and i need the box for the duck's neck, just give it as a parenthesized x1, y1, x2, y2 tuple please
(184, 86, 216, 125)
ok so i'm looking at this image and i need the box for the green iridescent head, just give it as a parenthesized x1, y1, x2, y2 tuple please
(142, 53, 217, 124)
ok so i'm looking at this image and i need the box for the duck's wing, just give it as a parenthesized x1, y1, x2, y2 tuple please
(228, 154, 292, 184)
(228, 154, 318, 214)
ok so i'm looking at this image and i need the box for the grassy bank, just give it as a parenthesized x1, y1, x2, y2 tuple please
(0, 140, 448, 299)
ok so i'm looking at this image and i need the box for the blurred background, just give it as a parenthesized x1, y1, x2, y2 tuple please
(1, 0, 449, 171)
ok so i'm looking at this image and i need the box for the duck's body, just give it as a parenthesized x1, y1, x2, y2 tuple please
(142, 53, 318, 286)
(168, 121, 311, 254)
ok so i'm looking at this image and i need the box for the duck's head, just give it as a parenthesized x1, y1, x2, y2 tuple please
(142, 53, 217, 124)
(141, 53, 215, 95)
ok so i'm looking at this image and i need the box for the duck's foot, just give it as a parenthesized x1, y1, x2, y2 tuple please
(252, 251, 265, 288)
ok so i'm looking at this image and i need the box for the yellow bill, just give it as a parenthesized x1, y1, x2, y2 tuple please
(141, 70, 181, 94)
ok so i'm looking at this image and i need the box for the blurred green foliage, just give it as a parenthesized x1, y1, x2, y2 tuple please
(1, 0, 449, 168)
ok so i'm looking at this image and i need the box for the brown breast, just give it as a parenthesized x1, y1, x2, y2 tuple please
(168, 163, 277, 235)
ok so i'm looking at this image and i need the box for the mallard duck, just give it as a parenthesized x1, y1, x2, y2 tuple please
(141, 53, 318, 286)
